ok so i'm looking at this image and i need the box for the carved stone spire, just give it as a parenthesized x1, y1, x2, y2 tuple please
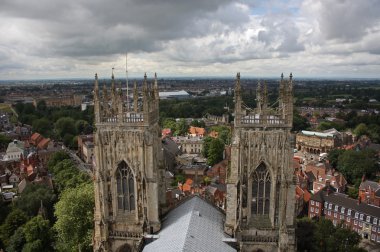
(142, 73, 149, 113)
(94, 73, 99, 100)
(102, 82, 109, 117)
(117, 81, 124, 122)
(286, 73, 294, 125)
(111, 71, 116, 100)
(279, 73, 285, 115)
(94, 73, 100, 122)
(153, 72, 159, 97)
(263, 81, 268, 110)
(235, 72, 241, 94)
(256, 81, 262, 112)
(143, 73, 148, 93)
(288, 72, 293, 92)
(234, 72, 242, 124)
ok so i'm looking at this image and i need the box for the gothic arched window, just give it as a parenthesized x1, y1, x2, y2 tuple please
(251, 163, 271, 215)
(116, 161, 135, 212)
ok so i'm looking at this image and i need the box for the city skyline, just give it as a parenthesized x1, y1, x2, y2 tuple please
(1, 0, 380, 80)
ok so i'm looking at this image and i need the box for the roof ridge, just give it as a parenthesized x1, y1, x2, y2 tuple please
(182, 196, 199, 251)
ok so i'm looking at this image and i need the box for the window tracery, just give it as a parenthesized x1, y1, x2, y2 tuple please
(116, 161, 135, 211)
(251, 163, 271, 215)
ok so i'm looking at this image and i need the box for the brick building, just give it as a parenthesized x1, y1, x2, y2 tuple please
(305, 162, 347, 193)
(309, 189, 380, 242)
(359, 179, 380, 207)
(77, 134, 94, 161)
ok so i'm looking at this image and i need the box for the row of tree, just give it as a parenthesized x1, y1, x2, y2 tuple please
(159, 96, 232, 119)
(296, 217, 365, 252)
(0, 151, 94, 251)
(328, 149, 378, 186)
(14, 102, 94, 148)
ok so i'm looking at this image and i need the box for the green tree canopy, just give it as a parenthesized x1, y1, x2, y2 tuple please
(47, 151, 70, 170)
(32, 118, 52, 137)
(210, 125, 231, 144)
(49, 159, 90, 193)
(202, 136, 213, 158)
(332, 223, 361, 252)
(327, 149, 345, 169)
(175, 118, 189, 136)
(15, 184, 56, 221)
(63, 133, 75, 148)
(162, 118, 177, 132)
(0, 209, 28, 247)
(296, 217, 363, 252)
(190, 119, 205, 128)
(0, 193, 10, 224)
(54, 117, 76, 138)
(0, 134, 11, 151)
(175, 174, 185, 184)
(75, 120, 89, 135)
(314, 218, 335, 252)
(353, 123, 368, 138)
(337, 149, 378, 184)
(6, 227, 26, 252)
(22, 216, 53, 252)
(207, 138, 225, 166)
(36, 100, 47, 112)
(296, 217, 316, 252)
(293, 112, 310, 132)
(317, 121, 345, 131)
(367, 123, 380, 143)
(347, 187, 359, 199)
(54, 182, 94, 252)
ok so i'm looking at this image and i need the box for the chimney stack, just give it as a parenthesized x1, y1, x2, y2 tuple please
(326, 180, 331, 195)
(361, 174, 366, 182)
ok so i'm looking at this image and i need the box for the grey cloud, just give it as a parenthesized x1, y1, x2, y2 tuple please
(0, 48, 25, 71)
(258, 14, 304, 53)
(318, 0, 380, 42)
(0, 0, 247, 58)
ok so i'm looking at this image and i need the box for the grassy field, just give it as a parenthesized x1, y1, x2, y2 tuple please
(0, 103, 13, 113)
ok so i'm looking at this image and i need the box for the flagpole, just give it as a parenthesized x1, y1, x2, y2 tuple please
(126, 53, 129, 110)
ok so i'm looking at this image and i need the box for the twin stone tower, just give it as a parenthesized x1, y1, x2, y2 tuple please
(92, 73, 296, 252)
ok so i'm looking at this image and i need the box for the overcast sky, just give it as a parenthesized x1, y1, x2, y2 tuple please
(0, 0, 380, 80)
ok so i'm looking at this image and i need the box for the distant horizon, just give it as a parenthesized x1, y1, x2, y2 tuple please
(1, 75, 380, 83)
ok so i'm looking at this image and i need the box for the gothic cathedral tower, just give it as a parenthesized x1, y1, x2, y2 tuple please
(93, 73, 165, 252)
(225, 73, 296, 252)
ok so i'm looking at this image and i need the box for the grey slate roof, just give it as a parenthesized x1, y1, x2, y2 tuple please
(143, 196, 236, 252)
(162, 137, 181, 156)
(359, 180, 380, 191)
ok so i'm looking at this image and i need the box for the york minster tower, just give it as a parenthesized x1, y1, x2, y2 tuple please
(93, 73, 165, 252)
(225, 73, 296, 251)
